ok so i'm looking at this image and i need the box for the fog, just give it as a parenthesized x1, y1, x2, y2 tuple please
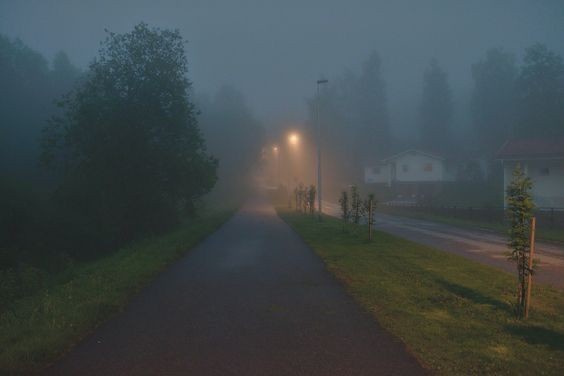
(3, 2, 564, 371)
(2, 0, 563, 130)
(1, 0, 564, 268)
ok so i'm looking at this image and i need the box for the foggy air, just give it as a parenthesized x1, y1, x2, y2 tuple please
(1, 1, 563, 374)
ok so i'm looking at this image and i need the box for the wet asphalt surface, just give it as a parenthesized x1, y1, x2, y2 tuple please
(45, 195, 425, 376)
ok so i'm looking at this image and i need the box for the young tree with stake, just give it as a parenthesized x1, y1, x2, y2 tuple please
(506, 164, 536, 318)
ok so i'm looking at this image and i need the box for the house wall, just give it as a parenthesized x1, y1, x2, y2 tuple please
(392, 152, 445, 182)
(503, 159, 564, 208)
(364, 165, 390, 184)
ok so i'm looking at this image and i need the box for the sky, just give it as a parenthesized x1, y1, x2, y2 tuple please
(1, 0, 563, 132)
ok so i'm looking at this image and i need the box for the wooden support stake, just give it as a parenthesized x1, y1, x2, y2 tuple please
(368, 198, 373, 241)
(525, 216, 536, 319)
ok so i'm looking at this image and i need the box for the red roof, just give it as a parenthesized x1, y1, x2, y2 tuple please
(497, 138, 564, 159)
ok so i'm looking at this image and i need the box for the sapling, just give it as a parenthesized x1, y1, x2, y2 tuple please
(308, 185, 316, 215)
(506, 164, 535, 319)
(338, 190, 350, 231)
(350, 185, 362, 224)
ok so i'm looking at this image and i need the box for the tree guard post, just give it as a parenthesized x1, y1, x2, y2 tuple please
(525, 216, 536, 319)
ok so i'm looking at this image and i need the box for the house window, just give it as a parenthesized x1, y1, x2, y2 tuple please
(402, 164, 409, 173)
(539, 167, 550, 176)
(372, 166, 381, 174)
(423, 163, 433, 172)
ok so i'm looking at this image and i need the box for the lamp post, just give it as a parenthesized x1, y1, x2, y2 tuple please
(316, 79, 328, 220)
(273, 145, 280, 186)
(286, 132, 300, 208)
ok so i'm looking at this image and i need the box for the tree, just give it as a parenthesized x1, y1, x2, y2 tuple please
(307, 185, 316, 215)
(471, 48, 518, 156)
(506, 164, 535, 318)
(516, 44, 564, 138)
(363, 193, 376, 240)
(419, 58, 453, 152)
(356, 51, 390, 160)
(338, 190, 350, 230)
(196, 86, 264, 202)
(42, 23, 217, 247)
(0, 35, 52, 176)
(350, 185, 362, 225)
(51, 51, 81, 97)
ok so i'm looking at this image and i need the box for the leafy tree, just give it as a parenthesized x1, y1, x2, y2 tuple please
(516, 43, 564, 138)
(307, 185, 316, 215)
(197, 86, 264, 201)
(350, 185, 362, 225)
(356, 51, 390, 160)
(338, 190, 350, 230)
(363, 193, 376, 240)
(506, 164, 535, 318)
(51, 51, 81, 97)
(419, 58, 453, 152)
(471, 48, 518, 155)
(305, 52, 391, 188)
(0, 35, 52, 177)
(42, 23, 217, 247)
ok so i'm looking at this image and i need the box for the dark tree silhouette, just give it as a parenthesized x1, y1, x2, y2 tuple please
(471, 48, 518, 155)
(516, 43, 564, 138)
(357, 51, 390, 160)
(419, 58, 453, 152)
(42, 23, 217, 246)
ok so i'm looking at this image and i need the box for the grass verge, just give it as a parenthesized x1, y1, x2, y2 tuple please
(379, 208, 564, 243)
(0, 210, 234, 373)
(278, 209, 564, 375)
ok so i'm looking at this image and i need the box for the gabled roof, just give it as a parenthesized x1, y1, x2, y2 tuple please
(497, 138, 564, 160)
(383, 149, 444, 162)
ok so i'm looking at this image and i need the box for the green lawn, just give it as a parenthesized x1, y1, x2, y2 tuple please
(379, 207, 564, 243)
(278, 209, 564, 375)
(0, 210, 233, 373)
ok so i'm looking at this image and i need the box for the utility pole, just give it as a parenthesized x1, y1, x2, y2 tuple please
(316, 79, 328, 220)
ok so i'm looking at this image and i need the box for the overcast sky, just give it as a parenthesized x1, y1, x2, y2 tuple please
(1, 0, 563, 130)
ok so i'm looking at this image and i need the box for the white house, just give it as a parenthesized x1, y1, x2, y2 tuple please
(498, 138, 564, 208)
(364, 149, 456, 199)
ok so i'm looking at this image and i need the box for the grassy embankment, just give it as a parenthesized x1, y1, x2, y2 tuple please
(278, 209, 564, 375)
(0, 210, 233, 373)
(379, 207, 564, 243)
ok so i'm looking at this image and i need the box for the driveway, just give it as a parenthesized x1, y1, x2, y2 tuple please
(45, 195, 425, 375)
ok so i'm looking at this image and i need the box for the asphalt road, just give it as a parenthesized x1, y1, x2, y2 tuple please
(322, 202, 564, 289)
(46, 195, 425, 376)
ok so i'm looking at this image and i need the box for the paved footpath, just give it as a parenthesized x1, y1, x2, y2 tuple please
(46, 195, 425, 376)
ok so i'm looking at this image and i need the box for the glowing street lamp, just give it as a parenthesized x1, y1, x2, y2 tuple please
(288, 132, 299, 146)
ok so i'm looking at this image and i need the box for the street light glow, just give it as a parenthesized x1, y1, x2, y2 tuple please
(273, 145, 279, 152)
(288, 133, 299, 146)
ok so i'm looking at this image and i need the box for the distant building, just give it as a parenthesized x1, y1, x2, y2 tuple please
(497, 138, 564, 208)
(364, 149, 456, 201)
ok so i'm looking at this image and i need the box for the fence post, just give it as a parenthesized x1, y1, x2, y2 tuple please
(525, 217, 536, 319)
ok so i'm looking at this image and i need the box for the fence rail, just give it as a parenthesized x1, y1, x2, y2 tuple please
(380, 203, 564, 229)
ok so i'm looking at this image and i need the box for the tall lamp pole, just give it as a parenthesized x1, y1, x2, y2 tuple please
(316, 79, 328, 220)
(273, 146, 280, 187)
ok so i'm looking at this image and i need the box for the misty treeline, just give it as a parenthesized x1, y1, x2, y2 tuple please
(0, 24, 263, 301)
(309, 45, 564, 185)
